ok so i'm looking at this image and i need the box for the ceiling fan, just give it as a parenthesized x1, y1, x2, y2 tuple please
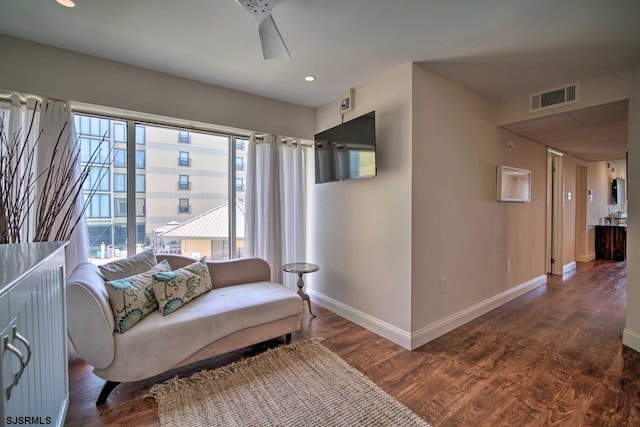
(234, 0, 291, 60)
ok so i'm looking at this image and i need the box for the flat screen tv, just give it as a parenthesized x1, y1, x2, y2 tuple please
(314, 111, 376, 184)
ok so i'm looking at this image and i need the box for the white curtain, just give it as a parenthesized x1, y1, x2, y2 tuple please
(1, 95, 40, 243)
(0, 95, 88, 272)
(245, 134, 306, 290)
(37, 99, 89, 272)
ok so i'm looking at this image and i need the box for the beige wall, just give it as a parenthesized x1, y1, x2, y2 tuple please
(411, 64, 547, 332)
(624, 66, 640, 351)
(0, 35, 315, 139)
(309, 63, 414, 335)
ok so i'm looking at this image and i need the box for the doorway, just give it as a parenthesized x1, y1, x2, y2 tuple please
(546, 149, 563, 275)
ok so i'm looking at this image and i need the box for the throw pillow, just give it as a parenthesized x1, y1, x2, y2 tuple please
(105, 259, 172, 333)
(98, 248, 158, 281)
(151, 258, 213, 316)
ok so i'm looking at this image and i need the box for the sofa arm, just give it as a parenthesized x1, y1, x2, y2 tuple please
(156, 255, 271, 288)
(66, 262, 115, 370)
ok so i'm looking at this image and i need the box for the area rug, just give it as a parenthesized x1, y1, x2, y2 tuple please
(146, 338, 431, 426)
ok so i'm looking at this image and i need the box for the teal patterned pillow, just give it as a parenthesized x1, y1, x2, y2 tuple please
(151, 258, 213, 316)
(104, 259, 172, 333)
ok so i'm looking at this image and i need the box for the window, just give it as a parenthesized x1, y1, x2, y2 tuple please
(75, 115, 110, 138)
(114, 149, 126, 168)
(178, 131, 190, 144)
(114, 198, 127, 217)
(136, 198, 146, 217)
(178, 175, 190, 190)
(235, 157, 245, 171)
(136, 174, 145, 193)
(113, 122, 126, 143)
(84, 166, 110, 191)
(86, 194, 110, 218)
(80, 137, 110, 164)
(178, 198, 190, 213)
(235, 178, 244, 192)
(136, 125, 145, 145)
(179, 151, 190, 167)
(135, 150, 145, 169)
(114, 173, 126, 192)
(75, 113, 245, 263)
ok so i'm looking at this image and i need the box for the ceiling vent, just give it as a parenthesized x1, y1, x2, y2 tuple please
(529, 83, 578, 112)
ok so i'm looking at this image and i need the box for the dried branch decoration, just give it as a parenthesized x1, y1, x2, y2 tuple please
(0, 107, 111, 244)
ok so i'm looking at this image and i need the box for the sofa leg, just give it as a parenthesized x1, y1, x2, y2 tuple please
(96, 381, 120, 405)
(285, 333, 292, 343)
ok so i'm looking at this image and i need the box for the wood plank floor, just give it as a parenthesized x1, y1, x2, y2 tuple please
(65, 260, 640, 426)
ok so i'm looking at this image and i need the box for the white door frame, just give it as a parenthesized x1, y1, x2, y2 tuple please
(547, 149, 564, 275)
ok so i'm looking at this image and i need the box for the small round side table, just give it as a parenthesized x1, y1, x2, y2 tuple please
(283, 262, 318, 317)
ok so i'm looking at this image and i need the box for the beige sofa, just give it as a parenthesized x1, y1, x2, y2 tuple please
(66, 254, 303, 404)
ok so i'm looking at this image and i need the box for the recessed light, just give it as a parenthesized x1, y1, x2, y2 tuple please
(304, 75, 316, 82)
(56, 0, 76, 8)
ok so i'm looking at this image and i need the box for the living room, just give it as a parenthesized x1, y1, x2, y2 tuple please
(1, 1, 640, 425)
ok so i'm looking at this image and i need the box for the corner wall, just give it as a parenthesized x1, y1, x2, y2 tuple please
(308, 63, 414, 347)
(410, 64, 547, 347)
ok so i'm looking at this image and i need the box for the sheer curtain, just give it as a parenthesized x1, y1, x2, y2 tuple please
(1, 94, 88, 271)
(245, 134, 306, 290)
(38, 99, 89, 272)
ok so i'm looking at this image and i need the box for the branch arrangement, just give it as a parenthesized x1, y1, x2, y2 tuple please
(0, 108, 112, 245)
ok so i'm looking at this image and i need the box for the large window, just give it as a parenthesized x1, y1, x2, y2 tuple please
(76, 113, 245, 263)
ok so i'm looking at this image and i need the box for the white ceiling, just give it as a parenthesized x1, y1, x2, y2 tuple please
(502, 101, 628, 162)
(0, 0, 639, 160)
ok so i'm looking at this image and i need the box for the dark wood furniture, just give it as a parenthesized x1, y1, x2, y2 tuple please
(595, 225, 626, 261)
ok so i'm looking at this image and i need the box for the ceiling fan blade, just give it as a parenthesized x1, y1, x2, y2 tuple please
(258, 14, 291, 60)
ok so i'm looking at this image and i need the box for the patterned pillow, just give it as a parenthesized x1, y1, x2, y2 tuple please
(151, 258, 213, 316)
(104, 260, 172, 333)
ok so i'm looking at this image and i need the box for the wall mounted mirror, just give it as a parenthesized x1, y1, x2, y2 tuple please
(497, 165, 531, 202)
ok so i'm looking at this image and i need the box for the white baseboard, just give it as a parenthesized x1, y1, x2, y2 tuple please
(410, 274, 547, 350)
(308, 273, 547, 351)
(563, 261, 577, 274)
(576, 253, 595, 263)
(623, 328, 640, 353)
(307, 289, 412, 349)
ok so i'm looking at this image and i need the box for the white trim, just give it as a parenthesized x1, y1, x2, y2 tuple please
(576, 253, 595, 263)
(410, 274, 547, 350)
(309, 274, 547, 351)
(623, 328, 640, 353)
(563, 261, 577, 274)
(307, 289, 412, 350)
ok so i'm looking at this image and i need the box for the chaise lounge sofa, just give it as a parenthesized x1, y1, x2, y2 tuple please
(66, 253, 303, 404)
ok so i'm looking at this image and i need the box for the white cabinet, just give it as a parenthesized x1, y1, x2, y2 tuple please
(0, 242, 68, 427)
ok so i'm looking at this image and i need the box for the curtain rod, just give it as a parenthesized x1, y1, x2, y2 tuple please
(254, 134, 312, 147)
(2, 94, 312, 148)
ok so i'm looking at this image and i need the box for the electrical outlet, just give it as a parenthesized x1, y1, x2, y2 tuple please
(507, 259, 512, 271)
(440, 278, 447, 294)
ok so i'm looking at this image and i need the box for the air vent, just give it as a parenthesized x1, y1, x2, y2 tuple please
(529, 83, 578, 112)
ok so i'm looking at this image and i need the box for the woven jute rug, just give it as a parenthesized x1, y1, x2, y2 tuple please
(146, 338, 431, 426)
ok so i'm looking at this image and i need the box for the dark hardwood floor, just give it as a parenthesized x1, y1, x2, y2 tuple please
(65, 260, 640, 426)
